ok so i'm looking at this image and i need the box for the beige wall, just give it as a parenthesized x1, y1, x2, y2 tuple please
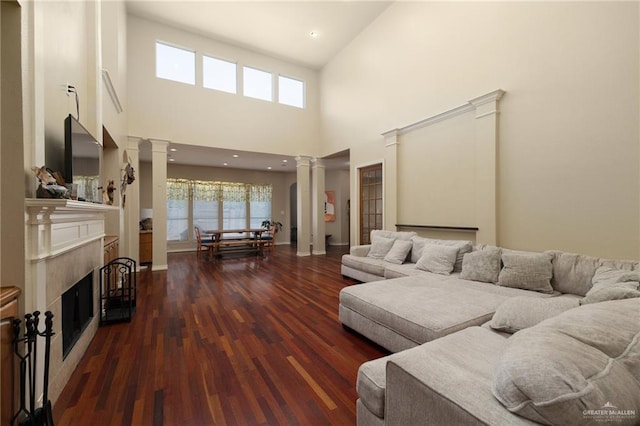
(127, 15, 321, 157)
(325, 169, 350, 245)
(322, 2, 640, 259)
(1, 0, 25, 291)
(41, 1, 93, 174)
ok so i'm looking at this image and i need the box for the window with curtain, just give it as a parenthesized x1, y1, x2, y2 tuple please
(167, 179, 190, 241)
(193, 181, 220, 237)
(250, 184, 272, 228)
(166, 179, 272, 242)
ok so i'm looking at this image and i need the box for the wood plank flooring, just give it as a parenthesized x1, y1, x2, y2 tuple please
(53, 245, 387, 425)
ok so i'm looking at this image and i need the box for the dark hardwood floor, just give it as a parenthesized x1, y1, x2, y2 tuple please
(53, 245, 386, 425)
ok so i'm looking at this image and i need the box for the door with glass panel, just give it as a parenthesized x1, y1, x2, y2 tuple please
(359, 164, 383, 244)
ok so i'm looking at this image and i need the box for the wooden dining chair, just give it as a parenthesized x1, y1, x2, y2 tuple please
(195, 226, 215, 257)
(261, 225, 277, 252)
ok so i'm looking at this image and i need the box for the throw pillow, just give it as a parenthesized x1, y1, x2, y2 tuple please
(490, 297, 579, 333)
(497, 252, 554, 294)
(581, 266, 640, 305)
(383, 240, 413, 265)
(367, 236, 396, 259)
(581, 287, 640, 305)
(415, 244, 459, 275)
(410, 237, 473, 272)
(590, 266, 640, 292)
(460, 246, 501, 283)
(492, 298, 640, 425)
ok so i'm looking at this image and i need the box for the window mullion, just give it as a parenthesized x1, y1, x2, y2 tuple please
(188, 184, 195, 241)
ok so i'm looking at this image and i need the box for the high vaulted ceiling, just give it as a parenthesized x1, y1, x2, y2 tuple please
(128, 1, 386, 169)
(126, 0, 393, 70)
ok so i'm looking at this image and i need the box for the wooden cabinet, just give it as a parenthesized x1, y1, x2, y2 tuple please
(139, 231, 152, 265)
(1, 286, 21, 426)
(104, 236, 119, 265)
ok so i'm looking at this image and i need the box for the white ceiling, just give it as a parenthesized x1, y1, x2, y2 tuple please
(128, 1, 386, 170)
(126, 0, 392, 69)
(139, 142, 350, 171)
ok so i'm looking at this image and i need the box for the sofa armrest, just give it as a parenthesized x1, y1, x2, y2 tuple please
(350, 244, 371, 257)
(385, 361, 484, 426)
(384, 327, 534, 426)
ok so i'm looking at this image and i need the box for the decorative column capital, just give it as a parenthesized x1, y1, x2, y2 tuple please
(382, 129, 399, 147)
(469, 89, 505, 119)
(127, 136, 143, 150)
(149, 139, 170, 153)
(296, 155, 312, 167)
(311, 158, 325, 169)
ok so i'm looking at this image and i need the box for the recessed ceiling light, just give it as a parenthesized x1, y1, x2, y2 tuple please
(223, 162, 228, 166)
(168, 158, 175, 162)
(170, 148, 177, 152)
(310, 31, 319, 38)
(233, 154, 239, 158)
(282, 159, 288, 163)
(267, 166, 272, 170)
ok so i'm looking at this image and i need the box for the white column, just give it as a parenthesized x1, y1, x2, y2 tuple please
(469, 89, 505, 246)
(382, 129, 399, 231)
(296, 156, 312, 256)
(125, 137, 141, 263)
(312, 158, 326, 255)
(150, 139, 169, 270)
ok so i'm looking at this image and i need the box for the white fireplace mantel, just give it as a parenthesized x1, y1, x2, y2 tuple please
(26, 198, 119, 261)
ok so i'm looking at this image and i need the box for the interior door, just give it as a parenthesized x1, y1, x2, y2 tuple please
(359, 164, 383, 244)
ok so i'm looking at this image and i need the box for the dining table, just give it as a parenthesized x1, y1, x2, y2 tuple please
(203, 228, 268, 258)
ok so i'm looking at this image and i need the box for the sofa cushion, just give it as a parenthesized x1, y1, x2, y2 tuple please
(492, 298, 640, 425)
(415, 244, 458, 275)
(581, 287, 640, 305)
(460, 246, 501, 283)
(547, 250, 639, 297)
(498, 251, 554, 294)
(580, 266, 640, 305)
(590, 266, 640, 291)
(410, 237, 472, 272)
(489, 296, 579, 334)
(384, 240, 413, 265)
(367, 236, 396, 259)
(339, 275, 555, 349)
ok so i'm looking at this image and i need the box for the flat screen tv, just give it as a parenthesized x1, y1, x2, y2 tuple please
(64, 114, 102, 202)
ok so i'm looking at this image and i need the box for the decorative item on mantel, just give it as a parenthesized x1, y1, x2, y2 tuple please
(31, 166, 69, 199)
(103, 179, 116, 205)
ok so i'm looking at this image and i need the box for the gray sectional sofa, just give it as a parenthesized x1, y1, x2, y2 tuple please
(339, 230, 640, 425)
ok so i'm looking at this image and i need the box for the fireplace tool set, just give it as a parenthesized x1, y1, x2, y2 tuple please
(11, 310, 55, 426)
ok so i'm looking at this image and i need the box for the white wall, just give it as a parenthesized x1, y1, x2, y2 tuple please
(127, 15, 321, 157)
(321, 2, 640, 259)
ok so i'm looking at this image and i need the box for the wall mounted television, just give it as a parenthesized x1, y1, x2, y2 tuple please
(64, 114, 102, 202)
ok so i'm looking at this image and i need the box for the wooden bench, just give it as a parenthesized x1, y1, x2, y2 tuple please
(211, 238, 269, 258)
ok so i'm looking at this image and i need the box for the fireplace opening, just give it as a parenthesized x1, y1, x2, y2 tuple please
(62, 271, 94, 359)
